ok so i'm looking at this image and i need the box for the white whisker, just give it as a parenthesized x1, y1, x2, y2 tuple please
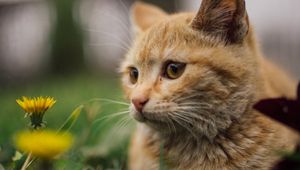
(165, 117, 172, 133)
(177, 110, 212, 124)
(93, 10, 130, 33)
(172, 116, 198, 139)
(85, 29, 130, 49)
(111, 116, 132, 134)
(166, 115, 177, 133)
(85, 98, 130, 106)
(178, 102, 210, 106)
(169, 112, 193, 123)
(118, 0, 130, 13)
(93, 110, 130, 124)
(89, 43, 129, 52)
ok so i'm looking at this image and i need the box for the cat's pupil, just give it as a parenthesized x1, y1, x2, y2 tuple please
(170, 64, 178, 73)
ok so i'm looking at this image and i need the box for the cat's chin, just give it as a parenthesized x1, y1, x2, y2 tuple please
(130, 110, 146, 122)
(130, 110, 168, 126)
(131, 112, 177, 133)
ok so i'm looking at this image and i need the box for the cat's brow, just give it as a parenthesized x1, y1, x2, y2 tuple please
(135, 47, 159, 65)
(137, 58, 155, 67)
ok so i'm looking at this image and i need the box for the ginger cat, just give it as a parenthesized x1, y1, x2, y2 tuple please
(120, 0, 299, 169)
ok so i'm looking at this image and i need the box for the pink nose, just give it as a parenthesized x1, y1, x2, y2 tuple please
(132, 97, 149, 113)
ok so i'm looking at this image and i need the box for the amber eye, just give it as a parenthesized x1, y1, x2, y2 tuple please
(164, 62, 186, 79)
(129, 67, 139, 84)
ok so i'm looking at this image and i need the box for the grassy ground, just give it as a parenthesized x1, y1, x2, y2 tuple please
(0, 73, 134, 169)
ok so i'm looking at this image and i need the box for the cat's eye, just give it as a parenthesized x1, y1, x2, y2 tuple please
(129, 67, 139, 84)
(164, 62, 186, 79)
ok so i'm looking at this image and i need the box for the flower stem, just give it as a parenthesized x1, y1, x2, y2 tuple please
(21, 153, 32, 170)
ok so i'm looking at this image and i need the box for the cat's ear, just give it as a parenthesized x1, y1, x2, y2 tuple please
(191, 0, 249, 44)
(131, 2, 167, 34)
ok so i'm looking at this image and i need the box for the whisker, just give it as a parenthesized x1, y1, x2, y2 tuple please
(168, 116, 177, 133)
(177, 103, 211, 109)
(115, 116, 129, 129)
(111, 116, 132, 135)
(118, 0, 130, 14)
(178, 102, 210, 106)
(89, 43, 129, 52)
(93, 110, 130, 124)
(84, 98, 130, 106)
(166, 115, 177, 134)
(165, 117, 172, 133)
(176, 106, 203, 110)
(172, 116, 198, 139)
(178, 103, 212, 109)
(90, 3, 132, 41)
(169, 112, 193, 123)
(173, 94, 199, 102)
(177, 110, 212, 124)
(172, 90, 206, 102)
(91, 113, 129, 137)
(176, 107, 202, 112)
(85, 29, 130, 48)
(93, 10, 130, 33)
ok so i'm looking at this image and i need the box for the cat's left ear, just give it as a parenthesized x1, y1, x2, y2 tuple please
(131, 2, 168, 35)
(191, 0, 249, 44)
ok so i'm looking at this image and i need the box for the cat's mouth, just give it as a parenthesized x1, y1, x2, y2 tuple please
(130, 109, 162, 123)
(129, 102, 178, 123)
(130, 109, 146, 122)
(130, 108, 172, 124)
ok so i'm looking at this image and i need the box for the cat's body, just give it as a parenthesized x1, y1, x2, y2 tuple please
(120, 1, 299, 169)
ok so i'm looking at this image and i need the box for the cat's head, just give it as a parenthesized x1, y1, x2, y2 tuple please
(121, 0, 258, 138)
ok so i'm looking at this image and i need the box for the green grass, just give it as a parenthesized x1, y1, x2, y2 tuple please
(0, 73, 134, 169)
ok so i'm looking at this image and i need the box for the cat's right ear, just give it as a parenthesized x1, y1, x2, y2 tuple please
(130, 2, 167, 35)
(191, 0, 249, 44)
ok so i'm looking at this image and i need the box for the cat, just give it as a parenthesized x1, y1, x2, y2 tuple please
(120, 0, 299, 169)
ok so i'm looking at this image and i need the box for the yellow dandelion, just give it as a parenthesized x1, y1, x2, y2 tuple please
(16, 96, 56, 128)
(16, 96, 56, 115)
(15, 130, 73, 159)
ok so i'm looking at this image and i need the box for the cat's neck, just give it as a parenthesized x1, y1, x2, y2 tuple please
(141, 110, 274, 168)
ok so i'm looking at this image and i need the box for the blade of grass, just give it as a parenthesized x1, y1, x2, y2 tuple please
(58, 105, 84, 132)
(159, 142, 166, 170)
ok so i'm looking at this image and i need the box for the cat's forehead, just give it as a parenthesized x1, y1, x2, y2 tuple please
(131, 45, 187, 68)
(136, 26, 171, 60)
(130, 24, 186, 64)
(126, 14, 223, 68)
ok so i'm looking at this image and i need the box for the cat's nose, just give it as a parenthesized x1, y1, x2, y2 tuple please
(132, 96, 149, 113)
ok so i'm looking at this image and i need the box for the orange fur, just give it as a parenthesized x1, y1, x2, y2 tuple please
(121, 1, 299, 169)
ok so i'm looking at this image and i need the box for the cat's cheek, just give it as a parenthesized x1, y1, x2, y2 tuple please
(121, 81, 135, 100)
